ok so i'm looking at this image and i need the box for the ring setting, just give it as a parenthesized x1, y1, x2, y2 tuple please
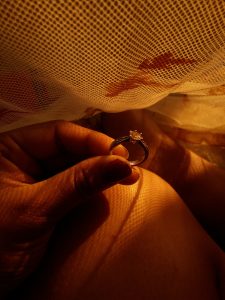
(110, 130, 149, 166)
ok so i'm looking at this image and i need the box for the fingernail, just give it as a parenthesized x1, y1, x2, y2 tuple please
(111, 145, 129, 159)
(103, 158, 132, 184)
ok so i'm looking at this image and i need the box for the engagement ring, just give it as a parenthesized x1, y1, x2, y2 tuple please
(110, 130, 149, 166)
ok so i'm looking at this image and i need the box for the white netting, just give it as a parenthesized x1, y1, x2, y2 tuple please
(0, 0, 225, 132)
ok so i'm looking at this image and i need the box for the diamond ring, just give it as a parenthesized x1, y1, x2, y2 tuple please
(109, 130, 149, 166)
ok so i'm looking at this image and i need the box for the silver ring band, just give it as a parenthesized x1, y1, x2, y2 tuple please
(109, 130, 149, 166)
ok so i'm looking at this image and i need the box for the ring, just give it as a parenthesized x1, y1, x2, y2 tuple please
(109, 130, 149, 166)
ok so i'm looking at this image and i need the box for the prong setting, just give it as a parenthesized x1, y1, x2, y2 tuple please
(129, 130, 143, 143)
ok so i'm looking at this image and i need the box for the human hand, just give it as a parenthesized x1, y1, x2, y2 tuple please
(102, 110, 225, 249)
(0, 120, 139, 295)
(102, 109, 188, 186)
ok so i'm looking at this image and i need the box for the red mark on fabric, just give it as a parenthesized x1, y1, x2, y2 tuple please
(139, 52, 196, 70)
(0, 71, 54, 124)
(106, 72, 178, 97)
(106, 52, 196, 97)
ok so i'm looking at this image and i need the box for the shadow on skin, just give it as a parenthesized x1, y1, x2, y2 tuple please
(9, 193, 110, 299)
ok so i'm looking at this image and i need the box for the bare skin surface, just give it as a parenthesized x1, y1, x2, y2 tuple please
(102, 110, 225, 249)
(0, 121, 137, 298)
(11, 169, 225, 300)
(0, 114, 224, 299)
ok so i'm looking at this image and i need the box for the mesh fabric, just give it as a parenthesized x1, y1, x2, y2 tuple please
(0, 0, 225, 132)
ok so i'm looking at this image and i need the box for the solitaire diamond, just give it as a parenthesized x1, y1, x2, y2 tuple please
(129, 130, 143, 142)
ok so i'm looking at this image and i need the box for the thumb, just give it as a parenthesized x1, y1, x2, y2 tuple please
(31, 155, 133, 220)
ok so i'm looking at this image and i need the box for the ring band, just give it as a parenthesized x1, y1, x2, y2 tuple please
(109, 130, 149, 166)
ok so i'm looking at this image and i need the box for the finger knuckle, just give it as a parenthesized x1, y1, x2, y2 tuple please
(74, 167, 95, 198)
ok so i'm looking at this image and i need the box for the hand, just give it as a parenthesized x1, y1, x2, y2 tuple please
(102, 110, 225, 249)
(0, 120, 139, 295)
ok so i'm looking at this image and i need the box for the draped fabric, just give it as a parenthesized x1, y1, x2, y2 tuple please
(0, 0, 225, 133)
(1, 4, 225, 299)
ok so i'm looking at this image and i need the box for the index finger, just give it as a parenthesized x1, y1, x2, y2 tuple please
(6, 120, 127, 160)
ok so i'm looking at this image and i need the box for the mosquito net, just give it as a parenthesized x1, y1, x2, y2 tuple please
(0, 0, 225, 138)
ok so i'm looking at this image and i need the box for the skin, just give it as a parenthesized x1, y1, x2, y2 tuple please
(0, 120, 137, 297)
(102, 110, 225, 249)
(0, 112, 225, 299)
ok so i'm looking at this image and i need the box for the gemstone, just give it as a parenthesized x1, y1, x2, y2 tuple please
(129, 130, 143, 141)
